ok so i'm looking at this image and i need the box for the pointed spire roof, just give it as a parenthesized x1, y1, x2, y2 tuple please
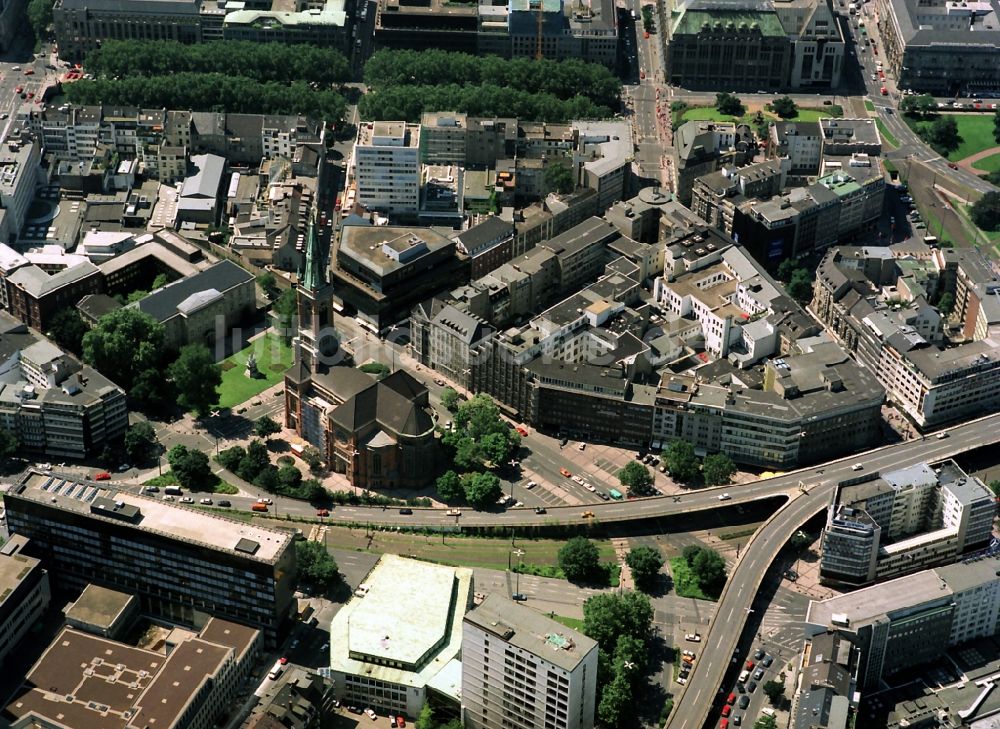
(301, 213, 325, 292)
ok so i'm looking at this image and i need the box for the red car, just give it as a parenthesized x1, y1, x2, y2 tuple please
(560, 468, 572, 478)
(316, 509, 330, 517)
(14, 85, 22, 94)
(720, 720, 729, 729)
(948, 163, 959, 170)
(745, 660, 755, 671)
(515, 426, 529, 437)
(396, 718, 406, 728)
(279, 656, 288, 665)
(721, 705, 731, 718)
(94, 472, 111, 481)
(726, 693, 736, 705)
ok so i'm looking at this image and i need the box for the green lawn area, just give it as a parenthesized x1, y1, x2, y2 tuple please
(669, 557, 714, 601)
(217, 333, 293, 410)
(953, 199, 1000, 244)
(864, 100, 876, 112)
(876, 118, 899, 148)
(142, 470, 238, 495)
(680, 106, 832, 125)
(905, 114, 998, 161)
(323, 527, 617, 574)
(972, 153, 1000, 173)
(552, 615, 585, 631)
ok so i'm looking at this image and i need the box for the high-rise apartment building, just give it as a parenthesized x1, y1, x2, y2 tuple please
(820, 460, 995, 585)
(0, 536, 50, 666)
(5, 470, 297, 645)
(462, 594, 599, 729)
(352, 122, 421, 216)
(807, 555, 1000, 691)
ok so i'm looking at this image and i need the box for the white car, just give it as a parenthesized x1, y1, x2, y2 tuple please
(163, 495, 175, 501)
(571, 475, 584, 485)
(180, 496, 194, 504)
(718, 493, 731, 501)
(852, 463, 864, 471)
(525, 481, 537, 489)
(585, 483, 597, 492)
(258, 497, 273, 505)
(685, 633, 702, 642)
(365, 708, 377, 720)
(200, 498, 213, 505)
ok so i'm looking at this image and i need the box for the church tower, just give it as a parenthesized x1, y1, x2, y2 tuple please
(294, 212, 337, 374)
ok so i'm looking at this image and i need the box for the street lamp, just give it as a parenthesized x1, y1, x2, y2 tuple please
(509, 547, 526, 596)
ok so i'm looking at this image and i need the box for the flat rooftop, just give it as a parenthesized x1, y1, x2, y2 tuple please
(329, 555, 472, 688)
(465, 593, 598, 672)
(806, 569, 948, 629)
(14, 471, 292, 564)
(65, 584, 136, 631)
(0, 542, 40, 608)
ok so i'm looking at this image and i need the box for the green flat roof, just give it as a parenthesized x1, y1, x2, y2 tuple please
(674, 8, 786, 37)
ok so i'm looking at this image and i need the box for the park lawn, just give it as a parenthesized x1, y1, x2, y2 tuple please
(552, 615, 585, 631)
(972, 153, 1000, 173)
(323, 526, 616, 573)
(669, 557, 714, 601)
(906, 114, 998, 161)
(864, 99, 876, 112)
(680, 105, 831, 125)
(216, 334, 293, 410)
(785, 107, 834, 122)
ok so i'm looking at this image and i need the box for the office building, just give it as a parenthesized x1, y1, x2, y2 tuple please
(463, 593, 599, 729)
(807, 555, 1000, 690)
(132, 259, 256, 351)
(875, 0, 1000, 94)
(374, 0, 618, 66)
(770, 121, 823, 176)
(54, 0, 348, 61)
(0, 312, 128, 460)
(328, 555, 473, 718)
(4, 616, 261, 729)
(812, 245, 1000, 427)
(671, 121, 756, 205)
(0, 536, 50, 667)
(0, 140, 41, 245)
(791, 630, 860, 729)
(331, 222, 467, 328)
(64, 584, 140, 640)
(353, 122, 421, 217)
(666, 0, 845, 90)
(4, 257, 103, 332)
(176, 153, 226, 225)
(5, 470, 297, 644)
(820, 460, 995, 585)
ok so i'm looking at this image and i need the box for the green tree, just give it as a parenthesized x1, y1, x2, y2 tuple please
(463, 471, 503, 509)
(238, 439, 271, 482)
(971, 191, 1000, 231)
(702, 453, 736, 486)
(254, 464, 280, 492)
(450, 436, 482, 471)
(46, 308, 89, 354)
(152, 272, 170, 290)
(692, 548, 727, 595)
(786, 268, 814, 302)
(582, 591, 653, 653)
(124, 421, 158, 465)
(0, 428, 18, 461)
(715, 92, 744, 117)
(763, 676, 786, 706)
(257, 271, 279, 300)
(436, 470, 465, 502)
(27, 0, 54, 38)
(444, 394, 520, 471)
(921, 115, 960, 155)
(131, 367, 176, 412)
(597, 673, 633, 727)
(416, 703, 435, 729)
(776, 258, 800, 281)
(754, 715, 778, 729)
(988, 480, 1000, 497)
(218, 445, 247, 472)
(663, 439, 700, 482)
(558, 536, 601, 583)
(167, 444, 213, 489)
(278, 464, 303, 490)
(440, 387, 461, 412)
(480, 432, 513, 465)
(254, 416, 282, 439)
(617, 461, 653, 495)
(359, 362, 391, 377)
(83, 308, 165, 390)
(789, 530, 812, 552)
(771, 96, 797, 119)
(272, 288, 298, 345)
(625, 546, 665, 591)
(300, 445, 323, 474)
(168, 344, 221, 416)
(295, 540, 341, 592)
(544, 160, 575, 194)
(937, 292, 955, 316)
(682, 544, 701, 565)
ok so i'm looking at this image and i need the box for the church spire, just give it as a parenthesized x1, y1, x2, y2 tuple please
(301, 211, 325, 292)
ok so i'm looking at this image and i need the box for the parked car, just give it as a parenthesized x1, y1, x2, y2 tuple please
(364, 708, 377, 720)
(145, 486, 160, 493)
(94, 472, 111, 481)
(512, 593, 527, 601)
(753, 667, 765, 681)
(218, 500, 232, 507)
(515, 426, 529, 437)
(762, 654, 774, 667)
(200, 498, 213, 505)
(753, 649, 765, 660)
(560, 468, 572, 478)
(685, 633, 702, 642)
(180, 496, 194, 504)
(739, 695, 750, 709)
(535, 507, 547, 515)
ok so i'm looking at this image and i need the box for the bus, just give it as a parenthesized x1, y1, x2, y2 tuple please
(608, 488, 624, 500)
